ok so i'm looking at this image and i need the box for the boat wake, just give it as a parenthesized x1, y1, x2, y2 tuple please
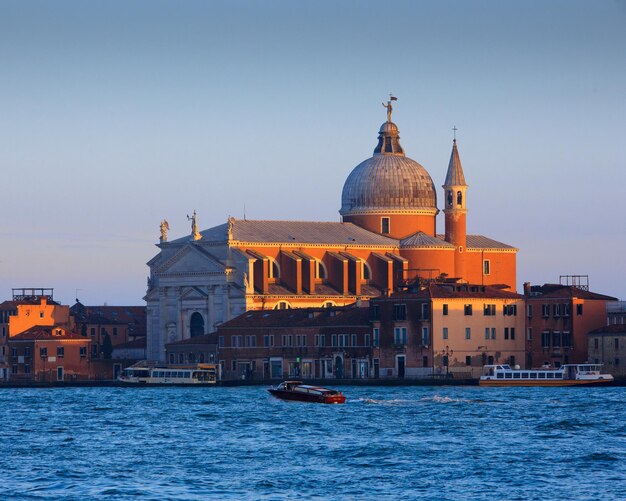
(357, 395, 483, 405)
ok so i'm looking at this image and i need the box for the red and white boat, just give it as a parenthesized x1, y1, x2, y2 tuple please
(268, 381, 347, 404)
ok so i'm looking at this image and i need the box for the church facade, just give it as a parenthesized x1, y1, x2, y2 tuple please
(145, 102, 517, 361)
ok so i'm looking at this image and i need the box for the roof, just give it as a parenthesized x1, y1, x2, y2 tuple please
(433, 234, 517, 251)
(443, 140, 467, 187)
(401, 231, 454, 249)
(589, 324, 626, 335)
(217, 306, 370, 330)
(70, 303, 147, 336)
(527, 284, 618, 301)
(172, 219, 398, 247)
(379, 283, 524, 301)
(10, 325, 86, 341)
(112, 338, 147, 350)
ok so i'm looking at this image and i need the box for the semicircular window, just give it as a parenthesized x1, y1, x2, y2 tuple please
(190, 312, 205, 338)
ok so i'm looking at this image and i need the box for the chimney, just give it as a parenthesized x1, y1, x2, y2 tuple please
(523, 282, 531, 296)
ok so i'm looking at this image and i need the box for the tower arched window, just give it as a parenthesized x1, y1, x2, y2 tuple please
(273, 301, 292, 310)
(315, 259, 327, 280)
(457, 191, 463, 206)
(447, 190, 453, 207)
(190, 312, 204, 338)
(267, 258, 280, 279)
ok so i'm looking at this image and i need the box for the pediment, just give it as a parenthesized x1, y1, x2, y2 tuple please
(157, 245, 226, 275)
(181, 286, 210, 300)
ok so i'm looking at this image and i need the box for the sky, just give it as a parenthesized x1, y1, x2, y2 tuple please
(1, 0, 625, 305)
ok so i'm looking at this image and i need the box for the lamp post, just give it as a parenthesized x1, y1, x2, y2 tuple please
(442, 345, 452, 378)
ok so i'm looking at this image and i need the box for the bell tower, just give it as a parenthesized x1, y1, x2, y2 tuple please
(443, 134, 468, 279)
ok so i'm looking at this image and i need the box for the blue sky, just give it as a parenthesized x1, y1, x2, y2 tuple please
(1, 0, 625, 305)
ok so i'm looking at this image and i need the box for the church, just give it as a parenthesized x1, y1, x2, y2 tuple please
(145, 100, 517, 361)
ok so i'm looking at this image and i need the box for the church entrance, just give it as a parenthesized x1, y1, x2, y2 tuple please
(190, 312, 204, 338)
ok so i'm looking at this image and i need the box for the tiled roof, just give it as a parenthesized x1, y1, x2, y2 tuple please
(589, 324, 626, 335)
(435, 234, 517, 250)
(401, 232, 454, 248)
(112, 338, 147, 350)
(218, 306, 370, 330)
(70, 304, 147, 336)
(527, 284, 617, 301)
(172, 219, 398, 247)
(444, 140, 467, 186)
(10, 325, 85, 341)
(380, 283, 524, 300)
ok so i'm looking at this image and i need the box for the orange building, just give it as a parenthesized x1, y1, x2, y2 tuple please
(146, 102, 518, 361)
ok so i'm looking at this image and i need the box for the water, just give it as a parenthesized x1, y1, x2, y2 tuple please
(1, 385, 625, 499)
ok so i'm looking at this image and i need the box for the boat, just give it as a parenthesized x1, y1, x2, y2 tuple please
(268, 380, 347, 404)
(479, 363, 614, 387)
(118, 364, 219, 385)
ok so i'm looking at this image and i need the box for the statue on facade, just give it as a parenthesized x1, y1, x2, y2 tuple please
(382, 94, 397, 122)
(227, 217, 234, 241)
(159, 219, 170, 242)
(243, 272, 249, 290)
(187, 210, 202, 241)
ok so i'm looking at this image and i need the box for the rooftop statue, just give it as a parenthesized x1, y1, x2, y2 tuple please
(187, 210, 202, 241)
(159, 219, 170, 243)
(382, 94, 397, 122)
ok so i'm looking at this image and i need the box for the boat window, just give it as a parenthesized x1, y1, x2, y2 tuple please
(521, 373, 528, 378)
(538, 373, 545, 378)
(513, 373, 521, 379)
(497, 373, 504, 379)
(505, 373, 513, 379)
(546, 373, 554, 379)
(554, 373, 562, 379)
(530, 373, 537, 379)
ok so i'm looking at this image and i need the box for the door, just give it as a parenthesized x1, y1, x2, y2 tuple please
(334, 356, 343, 379)
(397, 356, 405, 378)
(57, 366, 64, 382)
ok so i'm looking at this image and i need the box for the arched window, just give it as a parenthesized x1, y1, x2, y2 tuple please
(361, 260, 372, 280)
(267, 258, 280, 279)
(315, 259, 327, 279)
(457, 191, 463, 206)
(447, 190, 453, 207)
(190, 312, 204, 338)
(274, 301, 292, 310)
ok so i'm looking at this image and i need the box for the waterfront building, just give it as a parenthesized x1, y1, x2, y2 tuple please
(370, 283, 526, 379)
(165, 334, 218, 367)
(523, 281, 617, 368)
(588, 324, 626, 377)
(211, 306, 370, 380)
(607, 301, 626, 326)
(145, 102, 518, 361)
(70, 302, 146, 360)
(7, 326, 91, 382)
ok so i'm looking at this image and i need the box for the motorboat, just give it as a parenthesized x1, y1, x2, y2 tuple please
(268, 380, 346, 404)
(479, 363, 613, 386)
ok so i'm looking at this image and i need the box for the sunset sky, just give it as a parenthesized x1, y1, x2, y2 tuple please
(1, 0, 625, 305)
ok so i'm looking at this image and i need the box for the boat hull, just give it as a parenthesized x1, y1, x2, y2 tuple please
(268, 389, 346, 404)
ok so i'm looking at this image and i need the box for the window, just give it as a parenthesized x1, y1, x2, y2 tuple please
(365, 334, 370, 346)
(553, 304, 560, 317)
(381, 217, 390, 234)
(80, 347, 87, 357)
(594, 338, 599, 349)
(615, 338, 619, 349)
(541, 331, 550, 348)
(11, 347, 17, 357)
(370, 305, 380, 320)
(274, 301, 291, 310)
(483, 260, 490, 275)
(464, 304, 473, 316)
(57, 347, 64, 358)
(331, 335, 337, 347)
(24, 347, 31, 357)
(39, 311, 44, 319)
(504, 328, 509, 340)
(169, 353, 175, 364)
(510, 327, 515, 340)
(393, 304, 407, 321)
(562, 331, 571, 348)
(90, 327, 96, 336)
(394, 327, 407, 345)
(423, 356, 429, 367)
(351, 334, 357, 347)
(112, 327, 118, 336)
(443, 304, 449, 316)
(422, 327, 429, 346)
(527, 304, 533, 318)
(24, 364, 30, 374)
(527, 328, 533, 341)
(372, 328, 379, 347)
(319, 335, 326, 347)
(552, 331, 561, 348)
(178, 353, 184, 364)
(443, 327, 448, 340)
(484, 304, 496, 316)
(542, 304, 550, 318)
(576, 304, 583, 315)
(465, 327, 471, 340)
(562, 304, 570, 317)
(485, 328, 490, 340)
(491, 328, 496, 340)
(616, 358, 620, 366)
(465, 356, 471, 366)
(246, 335, 257, 348)
(218, 336, 224, 348)
(503, 304, 517, 316)
(421, 303, 430, 320)
(40, 347, 48, 358)
(264, 335, 274, 347)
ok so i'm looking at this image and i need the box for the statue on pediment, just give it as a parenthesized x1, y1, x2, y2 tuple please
(160, 219, 170, 242)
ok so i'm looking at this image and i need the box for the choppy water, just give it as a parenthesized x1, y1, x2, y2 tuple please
(1, 385, 625, 499)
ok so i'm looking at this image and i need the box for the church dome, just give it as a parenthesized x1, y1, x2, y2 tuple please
(340, 120, 437, 215)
